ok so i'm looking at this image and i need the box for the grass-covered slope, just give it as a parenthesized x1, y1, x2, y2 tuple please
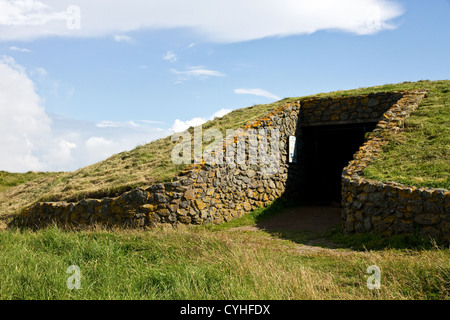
(0, 80, 448, 226)
(0, 171, 62, 193)
(363, 81, 449, 189)
(0, 205, 449, 300)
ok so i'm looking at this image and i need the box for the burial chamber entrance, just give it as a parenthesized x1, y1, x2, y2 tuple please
(286, 92, 405, 206)
(299, 122, 378, 204)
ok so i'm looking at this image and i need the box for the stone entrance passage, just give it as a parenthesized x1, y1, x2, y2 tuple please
(299, 122, 378, 205)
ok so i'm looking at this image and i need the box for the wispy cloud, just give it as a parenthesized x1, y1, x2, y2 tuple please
(9, 46, 31, 53)
(96, 119, 166, 127)
(139, 120, 166, 125)
(113, 34, 136, 44)
(171, 66, 225, 83)
(234, 88, 281, 100)
(96, 120, 141, 128)
(163, 50, 178, 63)
(34, 67, 48, 76)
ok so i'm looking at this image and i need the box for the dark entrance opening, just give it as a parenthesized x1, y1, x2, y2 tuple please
(300, 122, 378, 205)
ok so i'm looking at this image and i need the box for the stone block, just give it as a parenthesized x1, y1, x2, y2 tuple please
(413, 214, 441, 226)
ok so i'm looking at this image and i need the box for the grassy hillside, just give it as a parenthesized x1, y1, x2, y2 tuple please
(0, 80, 448, 226)
(0, 171, 63, 193)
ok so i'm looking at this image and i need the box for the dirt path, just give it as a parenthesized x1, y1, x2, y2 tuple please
(232, 205, 342, 234)
(257, 205, 342, 233)
(228, 205, 349, 253)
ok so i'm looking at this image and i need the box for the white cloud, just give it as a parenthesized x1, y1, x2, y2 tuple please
(0, 56, 83, 172)
(113, 34, 136, 44)
(96, 120, 166, 129)
(85, 136, 112, 148)
(84, 136, 117, 163)
(84, 135, 148, 165)
(139, 120, 166, 125)
(33, 67, 48, 76)
(171, 118, 206, 133)
(211, 108, 232, 119)
(0, 0, 404, 42)
(96, 120, 141, 128)
(234, 88, 281, 100)
(0, 0, 67, 27)
(0, 55, 52, 172)
(9, 46, 31, 52)
(51, 115, 171, 170)
(163, 50, 178, 63)
(0, 56, 172, 172)
(171, 66, 225, 83)
(171, 108, 232, 133)
(42, 138, 77, 166)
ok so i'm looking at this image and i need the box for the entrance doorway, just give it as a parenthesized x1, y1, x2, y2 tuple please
(301, 122, 377, 204)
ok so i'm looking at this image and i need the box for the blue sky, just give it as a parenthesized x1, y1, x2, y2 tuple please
(0, 0, 449, 172)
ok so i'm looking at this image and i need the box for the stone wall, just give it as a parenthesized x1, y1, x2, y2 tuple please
(341, 90, 450, 241)
(298, 92, 404, 125)
(16, 90, 449, 241)
(16, 102, 303, 228)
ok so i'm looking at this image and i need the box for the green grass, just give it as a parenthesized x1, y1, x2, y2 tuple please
(0, 192, 448, 300)
(0, 222, 448, 300)
(363, 80, 450, 189)
(202, 199, 293, 232)
(0, 171, 62, 193)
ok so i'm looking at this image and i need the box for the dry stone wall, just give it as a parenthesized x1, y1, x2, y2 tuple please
(298, 92, 404, 125)
(341, 90, 450, 241)
(16, 89, 449, 241)
(17, 102, 302, 228)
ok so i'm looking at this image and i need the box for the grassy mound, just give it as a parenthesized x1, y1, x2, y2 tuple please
(0, 80, 448, 301)
(0, 80, 448, 225)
